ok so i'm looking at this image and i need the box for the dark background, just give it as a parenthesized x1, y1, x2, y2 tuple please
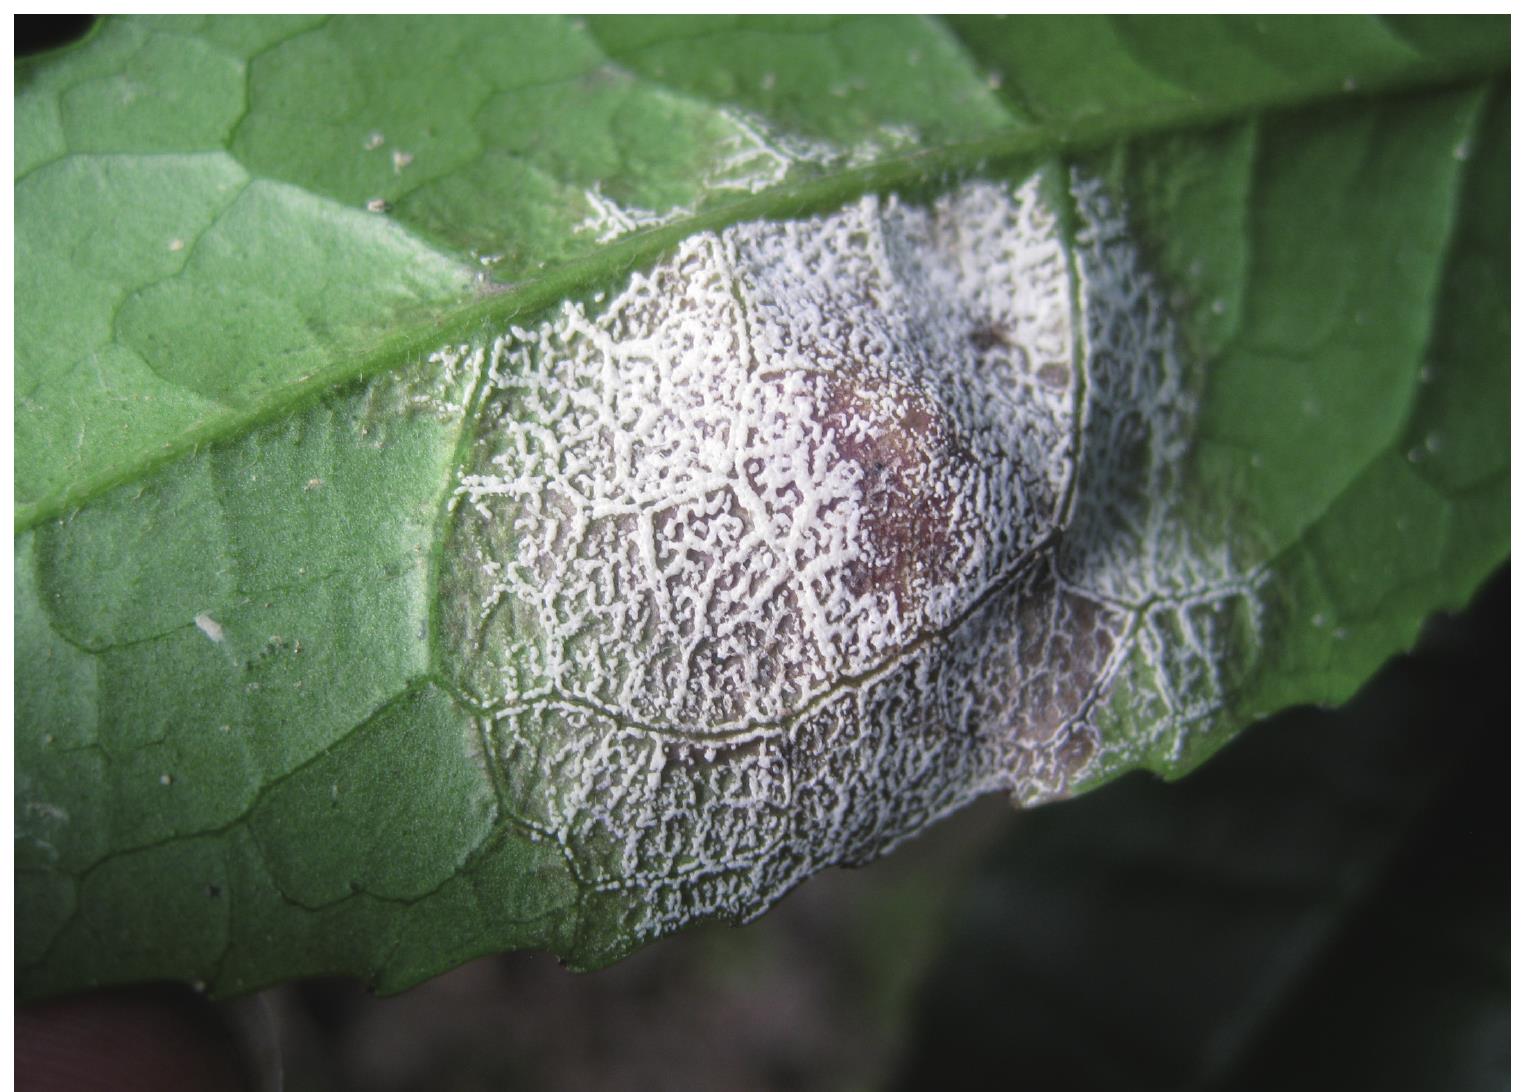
(15, 14, 94, 58)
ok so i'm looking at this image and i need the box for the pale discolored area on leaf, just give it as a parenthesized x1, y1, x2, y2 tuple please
(15, 15, 1508, 1000)
(438, 176, 1263, 957)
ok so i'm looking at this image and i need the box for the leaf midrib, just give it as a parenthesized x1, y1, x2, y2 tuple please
(14, 57, 1505, 536)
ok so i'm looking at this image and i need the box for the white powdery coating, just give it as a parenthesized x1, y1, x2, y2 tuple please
(574, 108, 921, 245)
(442, 174, 1262, 945)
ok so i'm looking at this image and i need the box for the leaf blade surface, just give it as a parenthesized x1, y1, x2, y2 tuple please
(15, 14, 1509, 999)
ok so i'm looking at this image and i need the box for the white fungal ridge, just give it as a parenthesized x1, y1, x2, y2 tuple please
(574, 186, 692, 246)
(442, 172, 1264, 946)
(575, 110, 921, 245)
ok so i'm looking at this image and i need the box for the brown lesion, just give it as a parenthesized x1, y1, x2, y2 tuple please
(816, 371, 980, 613)
(971, 320, 1073, 394)
(967, 321, 1014, 354)
(997, 583, 1123, 792)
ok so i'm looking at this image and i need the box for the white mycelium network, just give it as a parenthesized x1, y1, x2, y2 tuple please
(439, 173, 1262, 945)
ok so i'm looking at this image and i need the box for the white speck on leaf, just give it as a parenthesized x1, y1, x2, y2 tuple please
(194, 613, 224, 643)
(364, 131, 385, 150)
(25, 801, 69, 822)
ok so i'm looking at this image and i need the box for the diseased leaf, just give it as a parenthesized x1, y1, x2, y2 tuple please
(15, 15, 1509, 999)
(893, 571, 1509, 1091)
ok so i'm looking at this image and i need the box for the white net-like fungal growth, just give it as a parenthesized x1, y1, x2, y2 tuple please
(439, 173, 1263, 945)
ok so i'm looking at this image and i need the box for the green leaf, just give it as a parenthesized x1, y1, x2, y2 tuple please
(15, 15, 1509, 1000)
